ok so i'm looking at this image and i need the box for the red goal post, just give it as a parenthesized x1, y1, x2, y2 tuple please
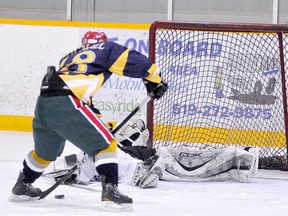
(148, 20, 288, 170)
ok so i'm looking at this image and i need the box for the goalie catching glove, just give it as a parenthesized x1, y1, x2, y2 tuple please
(143, 79, 168, 99)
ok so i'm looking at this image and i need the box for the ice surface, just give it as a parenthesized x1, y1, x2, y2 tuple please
(1, 131, 288, 216)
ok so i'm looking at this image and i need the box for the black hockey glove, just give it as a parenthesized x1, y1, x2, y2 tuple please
(143, 79, 168, 99)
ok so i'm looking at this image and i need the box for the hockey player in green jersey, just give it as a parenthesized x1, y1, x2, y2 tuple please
(9, 31, 168, 212)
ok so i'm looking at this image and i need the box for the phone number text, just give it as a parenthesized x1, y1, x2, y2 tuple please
(172, 104, 272, 120)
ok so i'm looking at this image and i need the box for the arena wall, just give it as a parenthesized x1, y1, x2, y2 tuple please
(0, 19, 149, 131)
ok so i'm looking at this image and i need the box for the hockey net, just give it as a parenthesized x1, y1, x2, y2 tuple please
(148, 20, 288, 170)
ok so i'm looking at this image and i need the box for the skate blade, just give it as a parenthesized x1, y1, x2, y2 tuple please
(102, 201, 133, 212)
(9, 194, 40, 202)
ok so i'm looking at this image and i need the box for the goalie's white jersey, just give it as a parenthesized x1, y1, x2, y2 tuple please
(69, 148, 142, 185)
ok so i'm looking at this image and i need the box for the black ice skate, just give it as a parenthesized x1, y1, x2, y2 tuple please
(101, 176, 133, 212)
(9, 171, 42, 202)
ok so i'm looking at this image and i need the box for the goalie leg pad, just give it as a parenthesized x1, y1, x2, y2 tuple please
(131, 162, 144, 186)
(138, 168, 161, 188)
(230, 147, 259, 182)
(131, 155, 164, 188)
(158, 147, 259, 182)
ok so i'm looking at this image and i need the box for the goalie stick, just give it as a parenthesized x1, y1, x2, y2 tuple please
(39, 94, 153, 200)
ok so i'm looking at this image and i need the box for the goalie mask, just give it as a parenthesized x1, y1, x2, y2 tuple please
(115, 118, 149, 147)
(82, 31, 108, 45)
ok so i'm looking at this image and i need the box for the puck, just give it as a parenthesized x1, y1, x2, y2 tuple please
(54, 194, 65, 199)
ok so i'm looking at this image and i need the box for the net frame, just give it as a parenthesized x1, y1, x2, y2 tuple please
(148, 20, 288, 170)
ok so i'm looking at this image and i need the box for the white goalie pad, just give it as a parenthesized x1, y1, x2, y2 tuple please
(157, 146, 259, 182)
(131, 155, 164, 188)
(44, 152, 98, 184)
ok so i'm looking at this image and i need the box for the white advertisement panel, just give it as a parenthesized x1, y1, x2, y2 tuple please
(0, 24, 149, 123)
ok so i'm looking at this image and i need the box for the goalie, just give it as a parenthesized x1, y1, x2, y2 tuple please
(115, 119, 259, 183)
(45, 143, 163, 189)
(46, 118, 258, 188)
(45, 119, 162, 188)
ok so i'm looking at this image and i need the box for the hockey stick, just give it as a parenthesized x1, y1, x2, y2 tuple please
(39, 94, 153, 200)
